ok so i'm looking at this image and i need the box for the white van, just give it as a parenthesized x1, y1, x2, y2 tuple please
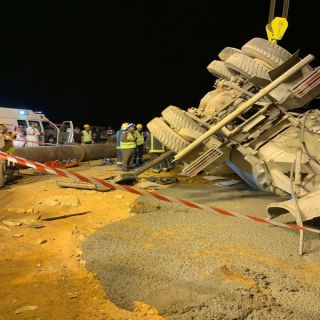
(0, 107, 74, 146)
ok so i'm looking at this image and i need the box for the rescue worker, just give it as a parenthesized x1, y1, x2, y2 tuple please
(115, 123, 128, 167)
(81, 124, 93, 144)
(120, 123, 137, 172)
(133, 123, 146, 166)
(106, 126, 115, 143)
(0, 122, 16, 188)
(148, 134, 169, 173)
(13, 125, 26, 147)
(26, 123, 41, 147)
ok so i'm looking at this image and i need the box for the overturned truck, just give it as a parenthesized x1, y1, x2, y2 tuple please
(147, 38, 320, 225)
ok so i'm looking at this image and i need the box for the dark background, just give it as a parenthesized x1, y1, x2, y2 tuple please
(0, 1, 318, 128)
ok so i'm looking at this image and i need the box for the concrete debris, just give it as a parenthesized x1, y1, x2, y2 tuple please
(36, 239, 47, 245)
(28, 224, 45, 229)
(214, 179, 240, 186)
(12, 234, 24, 238)
(19, 216, 41, 225)
(67, 292, 79, 299)
(57, 180, 112, 192)
(129, 198, 164, 214)
(135, 181, 167, 190)
(14, 305, 38, 314)
(45, 195, 81, 207)
(16, 208, 26, 214)
(2, 220, 22, 227)
(0, 225, 11, 232)
(202, 175, 226, 181)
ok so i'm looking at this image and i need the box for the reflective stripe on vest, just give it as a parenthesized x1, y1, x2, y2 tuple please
(120, 132, 136, 149)
(135, 130, 144, 146)
(82, 130, 92, 143)
(149, 134, 165, 153)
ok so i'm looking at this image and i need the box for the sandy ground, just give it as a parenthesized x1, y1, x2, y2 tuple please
(1, 161, 320, 319)
(0, 161, 164, 320)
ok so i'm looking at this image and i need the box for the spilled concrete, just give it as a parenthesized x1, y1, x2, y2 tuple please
(83, 183, 320, 319)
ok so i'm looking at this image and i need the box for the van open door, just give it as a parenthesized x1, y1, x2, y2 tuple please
(57, 121, 74, 144)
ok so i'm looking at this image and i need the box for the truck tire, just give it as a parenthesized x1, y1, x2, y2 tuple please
(225, 53, 270, 81)
(207, 60, 236, 80)
(218, 47, 243, 61)
(241, 37, 292, 68)
(147, 117, 189, 153)
(161, 106, 206, 134)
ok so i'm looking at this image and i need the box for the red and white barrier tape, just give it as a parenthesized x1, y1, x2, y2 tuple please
(1, 151, 320, 234)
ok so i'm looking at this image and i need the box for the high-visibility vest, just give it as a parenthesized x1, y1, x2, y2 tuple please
(0, 133, 14, 153)
(149, 134, 165, 153)
(120, 132, 136, 149)
(82, 130, 92, 143)
(135, 130, 144, 146)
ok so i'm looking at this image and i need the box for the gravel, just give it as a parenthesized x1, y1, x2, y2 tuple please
(83, 183, 320, 319)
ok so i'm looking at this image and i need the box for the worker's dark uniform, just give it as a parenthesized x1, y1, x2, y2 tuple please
(133, 130, 146, 166)
(148, 134, 169, 173)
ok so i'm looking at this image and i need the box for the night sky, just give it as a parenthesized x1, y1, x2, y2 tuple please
(1, 1, 319, 128)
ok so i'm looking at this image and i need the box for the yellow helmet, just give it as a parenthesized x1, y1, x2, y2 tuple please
(121, 122, 128, 130)
(137, 124, 143, 130)
(83, 124, 90, 128)
(0, 120, 4, 125)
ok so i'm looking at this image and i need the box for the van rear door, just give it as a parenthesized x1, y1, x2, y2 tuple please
(57, 121, 74, 144)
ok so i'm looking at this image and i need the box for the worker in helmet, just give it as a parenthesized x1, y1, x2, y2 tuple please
(147, 134, 169, 173)
(81, 124, 93, 144)
(115, 122, 128, 167)
(133, 123, 146, 166)
(0, 123, 16, 188)
(120, 123, 137, 172)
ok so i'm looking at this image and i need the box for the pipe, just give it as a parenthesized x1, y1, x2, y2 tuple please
(14, 143, 116, 163)
(174, 54, 315, 161)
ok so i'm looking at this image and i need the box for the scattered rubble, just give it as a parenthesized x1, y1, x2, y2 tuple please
(36, 239, 47, 245)
(12, 234, 24, 238)
(14, 305, 38, 314)
(2, 220, 22, 227)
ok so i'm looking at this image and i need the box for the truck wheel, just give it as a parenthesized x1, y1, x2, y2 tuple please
(147, 117, 189, 154)
(207, 60, 236, 80)
(161, 106, 206, 134)
(241, 37, 292, 68)
(225, 53, 270, 81)
(218, 47, 243, 61)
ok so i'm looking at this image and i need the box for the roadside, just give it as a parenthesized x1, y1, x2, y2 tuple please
(0, 162, 164, 320)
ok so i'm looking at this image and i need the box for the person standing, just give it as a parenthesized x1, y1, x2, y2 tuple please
(0, 122, 16, 187)
(81, 124, 93, 144)
(134, 123, 146, 166)
(120, 123, 136, 172)
(26, 123, 41, 147)
(94, 128, 102, 143)
(148, 134, 169, 173)
(74, 126, 81, 143)
(13, 125, 26, 147)
(106, 126, 115, 144)
(115, 123, 128, 167)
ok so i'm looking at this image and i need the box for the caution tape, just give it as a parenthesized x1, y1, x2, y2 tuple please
(1, 150, 320, 234)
